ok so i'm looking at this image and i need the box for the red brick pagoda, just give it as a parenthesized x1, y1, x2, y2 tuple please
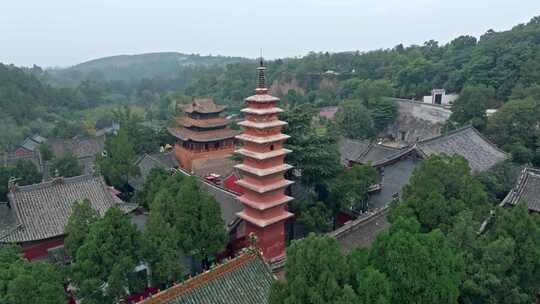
(168, 97, 239, 172)
(235, 61, 294, 262)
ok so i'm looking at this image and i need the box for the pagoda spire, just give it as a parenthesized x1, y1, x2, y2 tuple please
(256, 57, 268, 94)
(235, 62, 293, 262)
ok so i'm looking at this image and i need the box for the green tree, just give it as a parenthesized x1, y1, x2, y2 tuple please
(11, 159, 42, 185)
(282, 105, 342, 188)
(97, 128, 140, 188)
(295, 198, 333, 234)
(145, 174, 227, 268)
(486, 96, 540, 165)
(328, 164, 380, 214)
(344, 247, 391, 304)
(336, 285, 359, 304)
(459, 204, 540, 304)
(339, 79, 395, 104)
(52, 153, 83, 177)
(0, 166, 10, 201)
(282, 89, 306, 107)
(368, 98, 398, 133)
(269, 234, 349, 304)
(0, 244, 66, 304)
(71, 208, 140, 303)
(354, 266, 391, 304)
(171, 177, 227, 262)
(38, 143, 54, 161)
(112, 106, 162, 154)
(476, 161, 523, 202)
(134, 167, 170, 208)
(391, 154, 490, 232)
(64, 199, 99, 258)
(449, 85, 499, 130)
(370, 217, 464, 304)
(140, 214, 185, 286)
(335, 100, 374, 139)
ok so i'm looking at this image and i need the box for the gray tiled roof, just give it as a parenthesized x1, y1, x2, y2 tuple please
(356, 144, 403, 165)
(142, 252, 273, 304)
(368, 155, 419, 209)
(330, 207, 390, 253)
(48, 137, 105, 159)
(192, 156, 237, 179)
(131, 152, 179, 190)
(30, 134, 47, 144)
(1, 175, 136, 243)
(338, 138, 370, 165)
(417, 126, 508, 173)
(20, 137, 42, 152)
(181, 97, 226, 114)
(501, 168, 540, 213)
(200, 180, 243, 228)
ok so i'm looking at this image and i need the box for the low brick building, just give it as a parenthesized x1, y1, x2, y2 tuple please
(0, 175, 137, 260)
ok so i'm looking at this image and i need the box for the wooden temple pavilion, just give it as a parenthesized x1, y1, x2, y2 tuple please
(168, 97, 240, 172)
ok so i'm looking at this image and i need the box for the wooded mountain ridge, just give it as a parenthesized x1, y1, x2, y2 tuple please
(1, 15, 539, 153)
(46, 52, 249, 87)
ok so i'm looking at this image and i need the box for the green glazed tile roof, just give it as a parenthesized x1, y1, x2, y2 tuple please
(144, 253, 274, 304)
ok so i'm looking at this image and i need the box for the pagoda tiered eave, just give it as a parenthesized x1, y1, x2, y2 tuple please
(236, 179, 294, 194)
(235, 148, 291, 160)
(245, 94, 280, 103)
(237, 120, 287, 129)
(235, 133, 290, 144)
(235, 163, 293, 177)
(241, 107, 284, 115)
(237, 195, 294, 211)
(236, 210, 294, 228)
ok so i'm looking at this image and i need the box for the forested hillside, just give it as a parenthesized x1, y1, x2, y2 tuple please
(3, 16, 539, 156)
(185, 15, 540, 106)
(0, 63, 109, 149)
(46, 52, 248, 87)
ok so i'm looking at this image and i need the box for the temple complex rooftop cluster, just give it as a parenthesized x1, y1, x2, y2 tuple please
(0, 61, 537, 304)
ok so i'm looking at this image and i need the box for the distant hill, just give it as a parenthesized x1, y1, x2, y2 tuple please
(46, 52, 249, 87)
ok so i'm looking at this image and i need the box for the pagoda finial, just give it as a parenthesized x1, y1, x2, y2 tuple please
(256, 54, 267, 91)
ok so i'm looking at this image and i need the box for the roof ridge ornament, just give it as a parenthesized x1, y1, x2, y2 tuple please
(8, 177, 19, 192)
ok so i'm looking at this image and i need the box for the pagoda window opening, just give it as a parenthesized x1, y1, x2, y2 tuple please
(270, 144, 274, 151)
(204, 143, 209, 151)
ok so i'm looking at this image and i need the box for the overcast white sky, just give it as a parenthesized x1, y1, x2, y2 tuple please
(1, 0, 539, 67)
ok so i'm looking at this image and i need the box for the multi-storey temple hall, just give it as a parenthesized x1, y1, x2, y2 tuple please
(168, 97, 239, 172)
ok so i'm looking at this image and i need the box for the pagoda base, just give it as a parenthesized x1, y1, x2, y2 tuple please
(246, 220, 288, 261)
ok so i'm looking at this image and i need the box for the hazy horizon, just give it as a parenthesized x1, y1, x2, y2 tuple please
(2, 0, 540, 68)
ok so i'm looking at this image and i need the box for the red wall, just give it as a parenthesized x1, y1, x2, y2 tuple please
(223, 175, 244, 194)
(21, 237, 65, 261)
(14, 147, 32, 157)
